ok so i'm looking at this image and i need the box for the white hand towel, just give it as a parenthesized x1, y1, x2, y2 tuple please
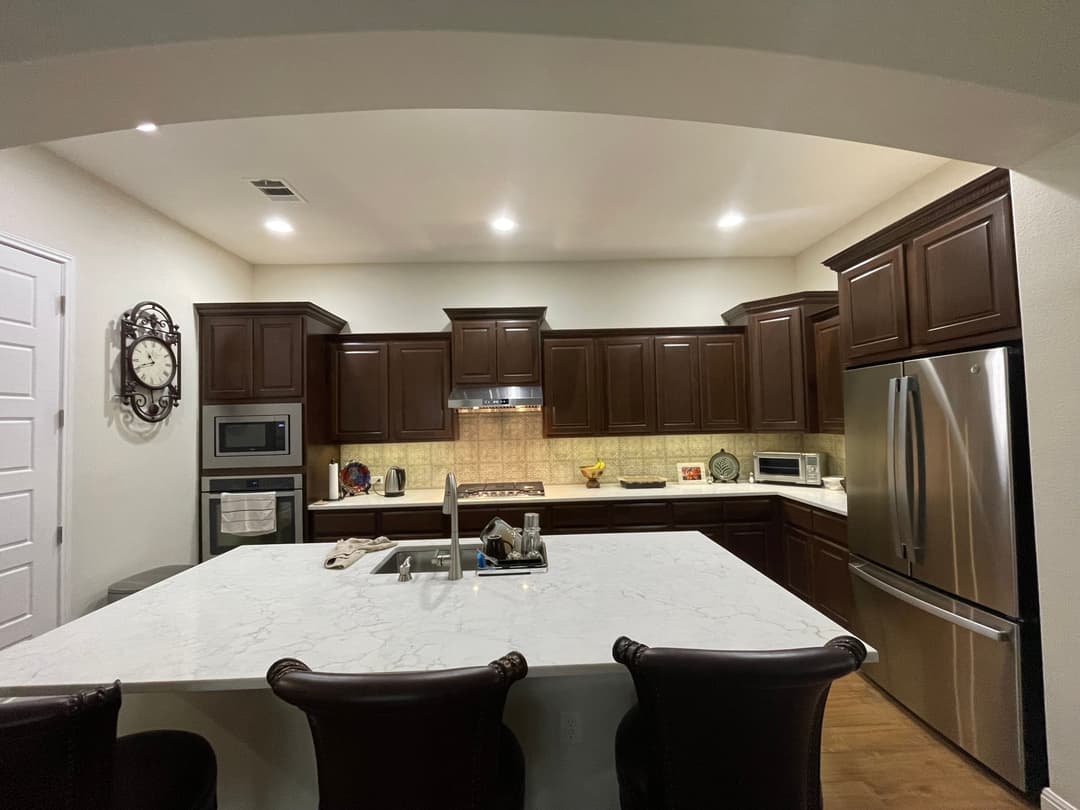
(324, 536, 395, 570)
(220, 491, 277, 537)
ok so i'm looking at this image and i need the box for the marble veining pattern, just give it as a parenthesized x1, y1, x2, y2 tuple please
(0, 533, 872, 696)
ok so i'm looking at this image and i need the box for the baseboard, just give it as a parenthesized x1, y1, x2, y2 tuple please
(1043, 788, 1079, 810)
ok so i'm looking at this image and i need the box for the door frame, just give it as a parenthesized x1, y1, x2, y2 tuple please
(0, 230, 75, 626)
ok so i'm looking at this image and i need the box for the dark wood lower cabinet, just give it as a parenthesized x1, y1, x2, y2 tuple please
(308, 496, 852, 625)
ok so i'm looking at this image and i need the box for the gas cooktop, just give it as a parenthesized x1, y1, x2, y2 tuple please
(457, 481, 545, 498)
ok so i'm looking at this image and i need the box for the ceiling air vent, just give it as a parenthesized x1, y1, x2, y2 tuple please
(247, 178, 305, 203)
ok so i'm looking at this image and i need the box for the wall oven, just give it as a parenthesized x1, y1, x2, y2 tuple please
(201, 402, 303, 469)
(200, 474, 303, 559)
(752, 451, 823, 486)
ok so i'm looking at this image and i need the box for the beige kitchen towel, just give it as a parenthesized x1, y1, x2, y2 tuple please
(220, 491, 276, 536)
(323, 536, 396, 569)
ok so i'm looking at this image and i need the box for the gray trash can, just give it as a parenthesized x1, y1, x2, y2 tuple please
(107, 565, 192, 604)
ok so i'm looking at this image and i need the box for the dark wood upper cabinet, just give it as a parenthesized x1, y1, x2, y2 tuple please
(908, 194, 1019, 346)
(542, 338, 600, 436)
(598, 336, 656, 434)
(200, 316, 253, 401)
(812, 313, 844, 434)
(699, 333, 748, 432)
(495, 320, 542, 384)
(827, 169, 1020, 366)
(747, 308, 806, 432)
(838, 245, 910, 361)
(446, 307, 546, 387)
(388, 340, 455, 442)
(451, 320, 498, 385)
(330, 342, 389, 442)
(252, 317, 303, 399)
(655, 336, 701, 433)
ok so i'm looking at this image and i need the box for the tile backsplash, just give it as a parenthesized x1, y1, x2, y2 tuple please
(342, 412, 845, 490)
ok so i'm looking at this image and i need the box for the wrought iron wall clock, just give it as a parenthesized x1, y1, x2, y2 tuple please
(120, 301, 181, 422)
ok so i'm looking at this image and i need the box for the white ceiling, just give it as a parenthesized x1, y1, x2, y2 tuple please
(48, 109, 950, 265)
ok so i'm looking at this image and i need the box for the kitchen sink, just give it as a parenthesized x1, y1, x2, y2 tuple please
(370, 544, 481, 575)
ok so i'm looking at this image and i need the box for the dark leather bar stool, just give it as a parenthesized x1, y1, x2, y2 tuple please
(0, 681, 217, 810)
(266, 651, 528, 810)
(612, 635, 867, 810)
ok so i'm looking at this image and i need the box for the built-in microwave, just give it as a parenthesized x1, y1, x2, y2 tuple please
(753, 451, 823, 486)
(201, 402, 303, 469)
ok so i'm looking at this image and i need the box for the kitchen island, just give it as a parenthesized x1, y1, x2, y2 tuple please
(0, 532, 872, 810)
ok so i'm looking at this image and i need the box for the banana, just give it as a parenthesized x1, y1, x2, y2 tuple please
(582, 458, 605, 473)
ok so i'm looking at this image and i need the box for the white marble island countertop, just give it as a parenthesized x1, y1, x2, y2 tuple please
(0, 532, 873, 696)
(310, 481, 848, 515)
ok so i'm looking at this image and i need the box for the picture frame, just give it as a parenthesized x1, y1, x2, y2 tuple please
(675, 462, 705, 483)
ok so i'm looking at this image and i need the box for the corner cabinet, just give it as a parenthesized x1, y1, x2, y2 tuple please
(330, 334, 455, 443)
(723, 292, 839, 433)
(196, 303, 346, 404)
(827, 169, 1021, 366)
(811, 311, 844, 434)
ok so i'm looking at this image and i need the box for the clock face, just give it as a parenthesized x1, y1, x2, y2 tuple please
(129, 336, 176, 390)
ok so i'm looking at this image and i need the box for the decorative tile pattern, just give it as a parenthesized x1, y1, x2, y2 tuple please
(341, 413, 846, 486)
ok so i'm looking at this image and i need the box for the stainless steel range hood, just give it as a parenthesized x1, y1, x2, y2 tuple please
(447, 385, 544, 410)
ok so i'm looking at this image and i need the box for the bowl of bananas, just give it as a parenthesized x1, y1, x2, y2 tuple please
(580, 459, 606, 488)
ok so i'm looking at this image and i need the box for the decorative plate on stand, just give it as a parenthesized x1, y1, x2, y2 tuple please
(340, 462, 372, 495)
(708, 450, 740, 483)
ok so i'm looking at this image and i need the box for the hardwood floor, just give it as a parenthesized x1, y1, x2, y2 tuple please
(820, 674, 1036, 809)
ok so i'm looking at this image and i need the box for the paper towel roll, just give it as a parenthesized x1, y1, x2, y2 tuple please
(328, 461, 340, 501)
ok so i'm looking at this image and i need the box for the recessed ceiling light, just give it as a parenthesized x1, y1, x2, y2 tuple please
(490, 215, 518, 233)
(135, 122, 158, 133)
(264, 217, 294, 235)
(716, 212, 746, 229)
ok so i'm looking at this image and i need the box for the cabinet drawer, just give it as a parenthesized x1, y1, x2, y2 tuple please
(380, 508, 445, 538)
(725, 497, 774, 523)
(672, 499, 724, 528)
(781, 500, 814, 531)
(550, 503, 611, 532)
(611, 501, 672, 529)
(812, 509, 847, 547)
(458, 506, 548, 534)
(310, 511, 377, 539)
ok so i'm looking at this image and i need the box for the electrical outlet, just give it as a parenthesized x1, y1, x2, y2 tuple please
(560, 711, 582, 745)
(371, 475, 384, 485)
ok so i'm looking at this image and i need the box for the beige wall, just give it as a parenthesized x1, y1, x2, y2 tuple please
(1011, 132, 1080, 809)
(792, 160, 991, 291)
(0, 146, 253, 617)
(252, 258, 796, 332)
(338, 411, 843, 494)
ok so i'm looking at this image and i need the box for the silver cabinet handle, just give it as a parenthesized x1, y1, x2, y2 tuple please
(849, 561, 1011, 641)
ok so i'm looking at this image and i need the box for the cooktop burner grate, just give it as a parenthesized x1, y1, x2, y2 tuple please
(457, 481, 545, 498)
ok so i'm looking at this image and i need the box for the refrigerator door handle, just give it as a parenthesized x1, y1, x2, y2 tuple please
(895, 375, 917, 560)
(848, 561, 1011, 641)
(886, 378, 906, 560)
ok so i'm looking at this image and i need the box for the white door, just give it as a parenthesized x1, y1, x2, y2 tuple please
(0, 242, 64, 648)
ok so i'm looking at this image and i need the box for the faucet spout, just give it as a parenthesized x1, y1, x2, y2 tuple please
(442, 472, 462, 581)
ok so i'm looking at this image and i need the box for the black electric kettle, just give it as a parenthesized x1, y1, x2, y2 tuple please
(385, 466, 406, 497)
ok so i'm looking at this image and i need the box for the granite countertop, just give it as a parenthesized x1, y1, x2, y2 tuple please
(0, 532, 873, 696)
(311, 481, 848, 515)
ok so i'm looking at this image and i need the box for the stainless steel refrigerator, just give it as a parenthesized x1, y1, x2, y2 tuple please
(844, 346, 1045, 792)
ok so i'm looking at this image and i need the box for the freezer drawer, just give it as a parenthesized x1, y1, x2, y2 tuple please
(849, 559, 1029, 790)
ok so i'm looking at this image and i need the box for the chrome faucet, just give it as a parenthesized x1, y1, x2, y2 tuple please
(442, 471, 462, 581)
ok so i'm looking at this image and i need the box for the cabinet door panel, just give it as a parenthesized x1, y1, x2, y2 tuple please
(253, 317, 303, 399)
(380, 508, 446, 539)
(812, 315, 844, 433)
(610, 501, 672, 529)
(310, 511, 378, 540)
(496, 320, 541, 385)
(389, 340, 455, 442)
(550, 503, 611, 532)
(200, 316, 253, 401)
(811, 537, 853, 627)
(784, 525, 813, 601)
(599, 337, 656, 434)
(722, 522, 769, 573)
(909, 195, 1019, 346)
(839, 245, 910, 361)
(655, 336, 701, 433)
(543, 338, 599, 436)
(699, 334, 748, 431)
(452, 320, 497, 385)
(331, 342, 389, 442)
(781, 500, 814, 532)
(748, 309, 805, 431)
